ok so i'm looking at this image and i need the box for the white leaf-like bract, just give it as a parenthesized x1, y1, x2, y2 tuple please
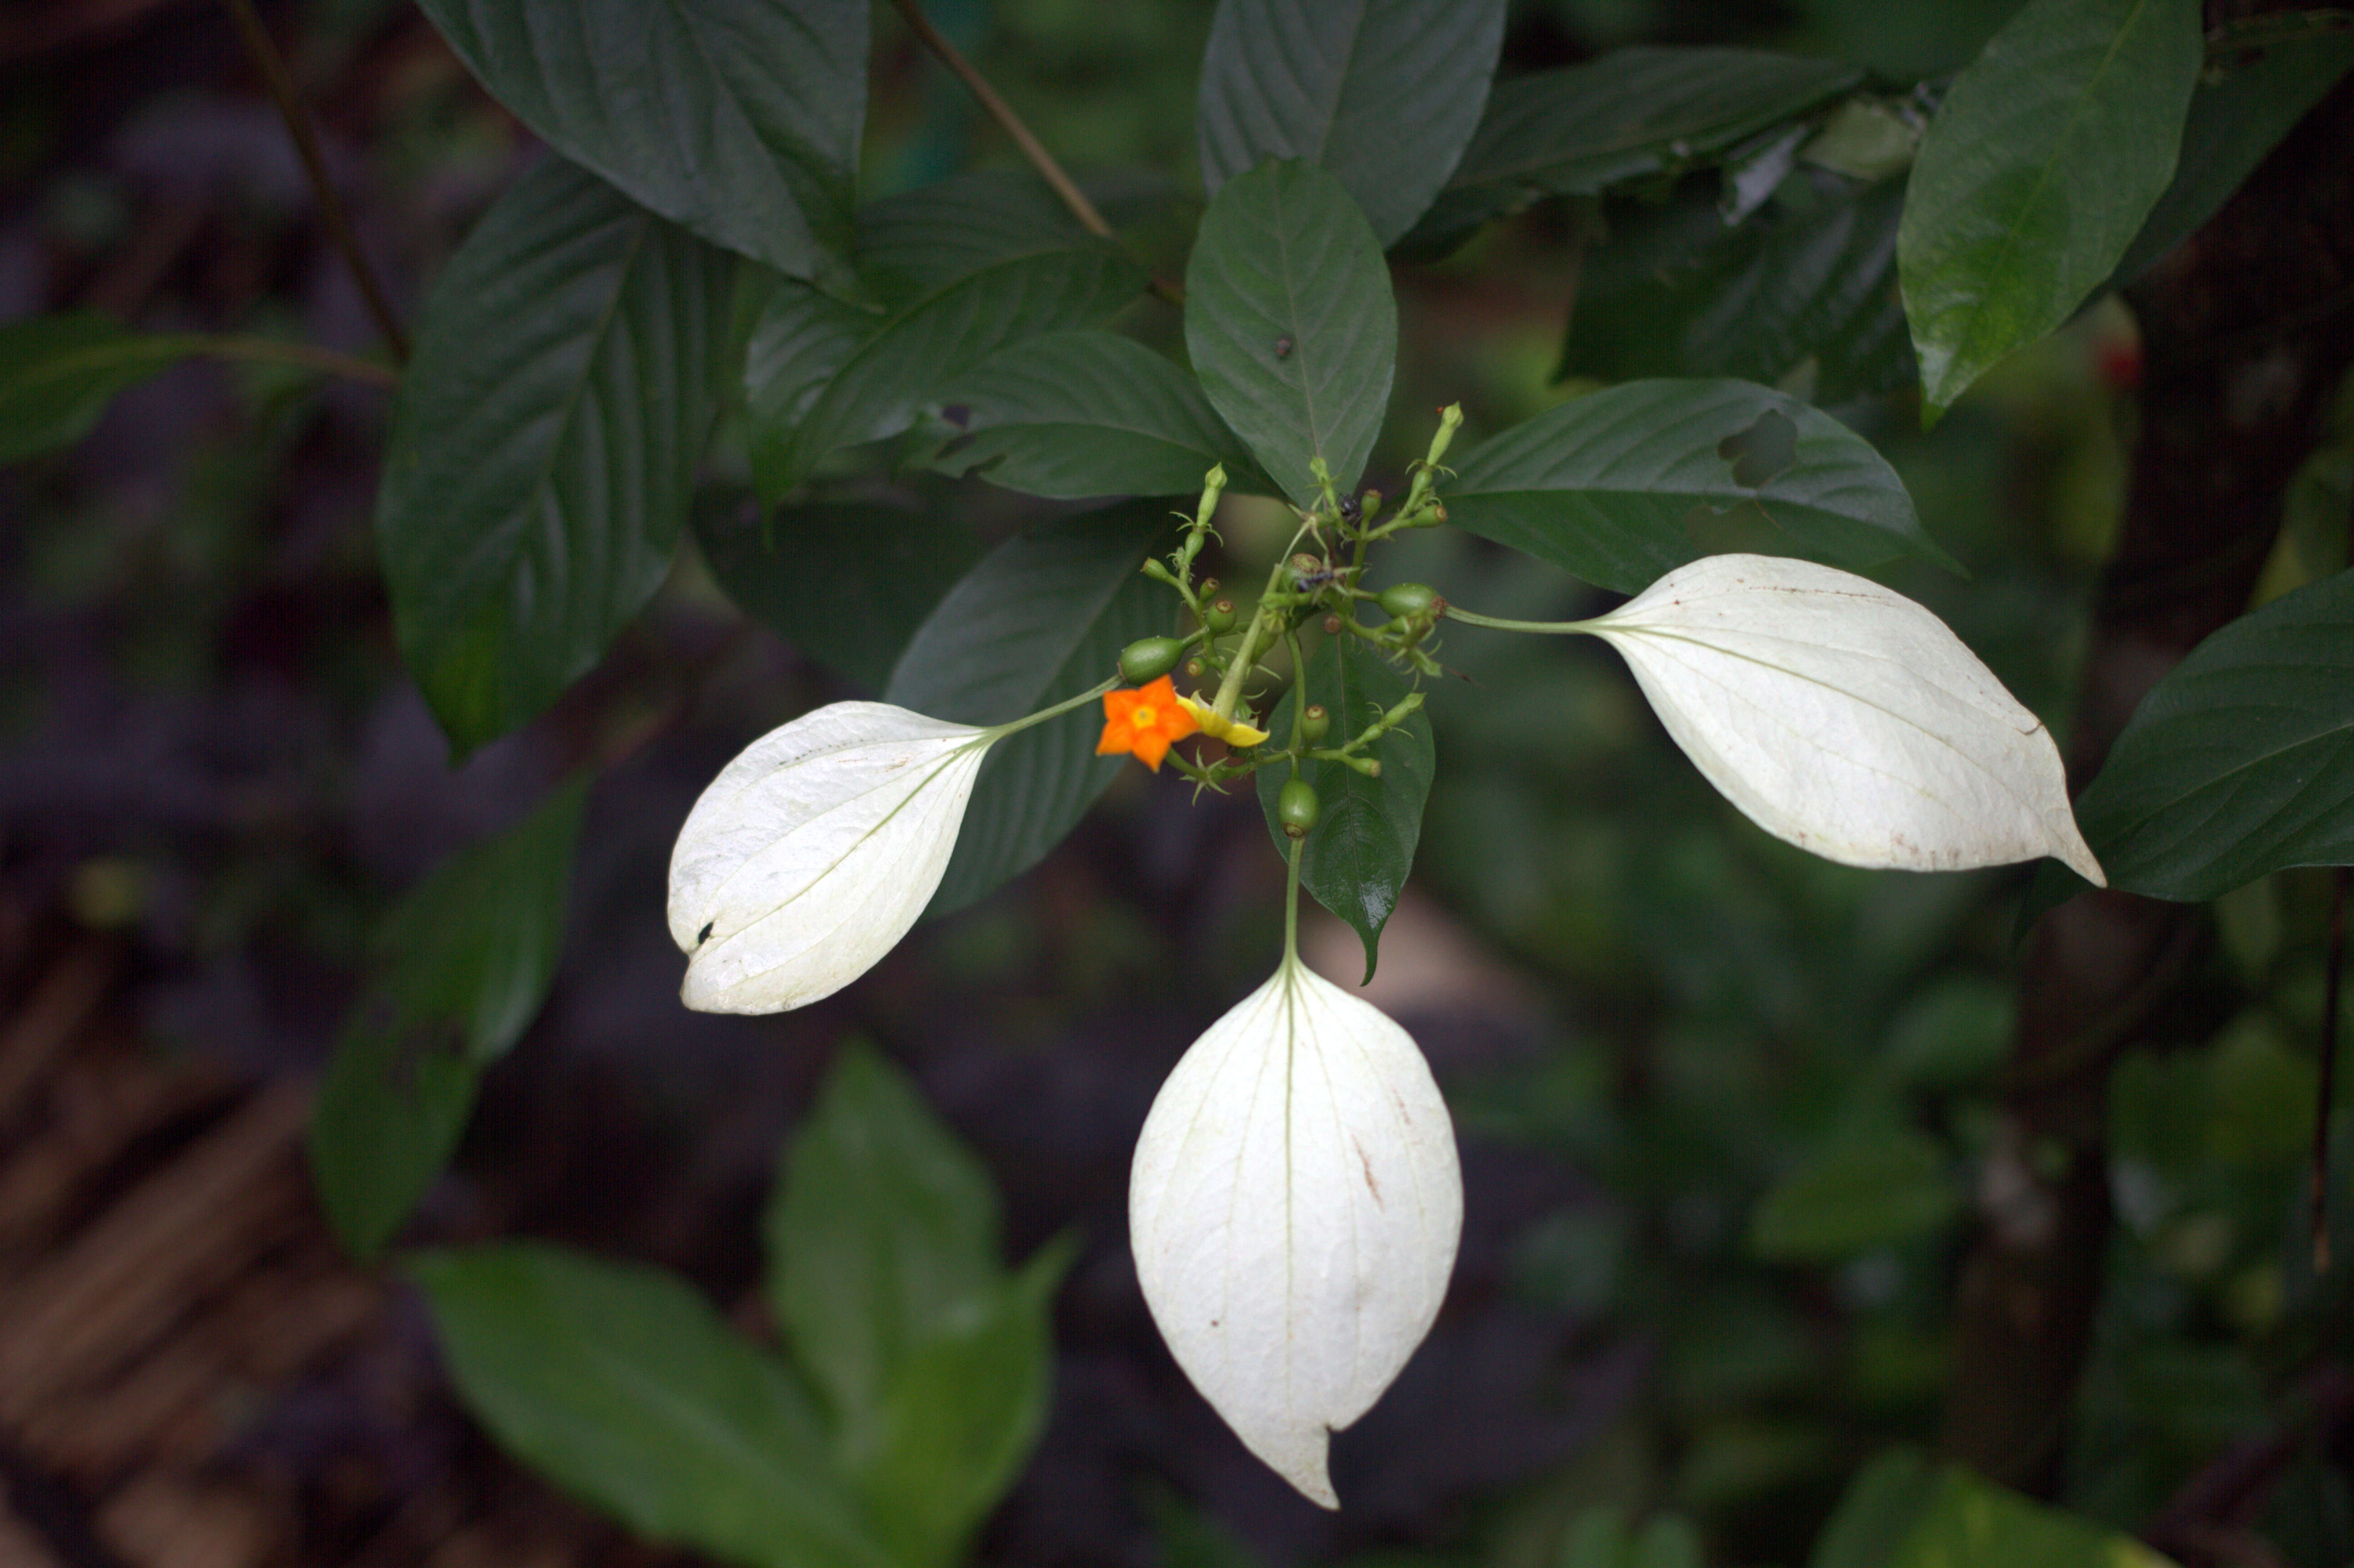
(1592, 554, 2104, 883)
(667, 702, 991, 1014)
(1129, 960, 1462, 1508)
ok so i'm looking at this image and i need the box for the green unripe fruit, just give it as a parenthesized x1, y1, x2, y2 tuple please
(1277, 777, 1322, 839)
(1204, 598, 1239, 634)
(1379, 582, 1442, 620)
(1299, 703, 1329, 743)
(1118, 636, 1186, 684)
(1182, 657, 1206, 680)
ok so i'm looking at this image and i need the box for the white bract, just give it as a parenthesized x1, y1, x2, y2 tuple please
(1591, 553, 2104, 883)
(667, 701, 991, 1013)
(1129, 957, 1462, 1509)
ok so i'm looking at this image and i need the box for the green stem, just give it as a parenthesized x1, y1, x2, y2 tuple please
(985, 675, 1120, 740)
(200, 334, 399, 386)
(1442, 605, 1598, 635)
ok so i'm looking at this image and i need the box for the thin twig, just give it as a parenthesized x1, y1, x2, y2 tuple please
(888, 0, 1184, 305)
(220, 0, 409, 361)
(200, 334, 398, 386)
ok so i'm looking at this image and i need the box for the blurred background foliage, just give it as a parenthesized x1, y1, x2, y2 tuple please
(1, 0, 2350, 1566)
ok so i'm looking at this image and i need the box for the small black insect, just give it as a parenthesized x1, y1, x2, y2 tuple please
(697, 921, 714, 945)
(1273, 335, 1294, 358)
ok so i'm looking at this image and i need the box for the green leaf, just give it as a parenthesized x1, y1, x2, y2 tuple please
(929, 330, 1271, 499)
(753, 248, 1148, 499)
(1556, 171, 1915, 404)
(415, 1244, 888, 1568)
(1746, 1130, 1962, 1260)
(1446, 379, 1955, 596)
(2111, 33, 2354, 286)
(887, 500, 1173, 916)
(743, 278, 883, 481)
(2064, 567, 2354, 901)
(0, 312, 208, 464)
(378, 158, 733, 755)
(1256, 635, 1434, 982)
(766, 1043, 1004, 1443)
(1889, 1468, 2180, 1568)
(853, 171, 1101, 309)
(309, 779, 587, 1259)
(1408, 47, 1864, 250)
(1898, 0, 2203, 414)
(1812, 1449, 1939, 1568)
(849, 1239, 1072, 1568)
(1185, 160, 1396, 510)
(1196, 0, 1507, 247)
(692, 496, 979, 691)
(412, 0, 865, 277)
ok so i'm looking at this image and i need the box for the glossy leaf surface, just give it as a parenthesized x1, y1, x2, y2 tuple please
(1447, 380, 1954, 596)
(1185, 160, 1396, 510)
(414, 0, 866, 276)
(378, 158, 732, 753)
(1196, 0, 1506, 246)
(694, 497, 979, 691)
(888, 501, 1172, 916)
(1898, 0, 2202, 412)
(1256, 635, 1434, 981)
(2064, 567, 2354, 901)
(929, 330, 1270, 499)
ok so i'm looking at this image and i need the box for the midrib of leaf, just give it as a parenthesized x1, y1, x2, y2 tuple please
(2111, 701, 2353, 817)
(17, 333, 210, 383)
(1937, 0, 2156, 357)
(1305, 0, 1369, 166)
(1267, 183, 1338, 471)
(1617, 627, 2053, 816)
(448, 210, 656, 615)
(708, 741, 982, 919)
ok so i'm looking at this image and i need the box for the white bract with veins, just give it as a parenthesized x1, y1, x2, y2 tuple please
(1590, 553, 2105, 884)
(1129, 955, 1462, 1509)
(667, 701, 991, 1014)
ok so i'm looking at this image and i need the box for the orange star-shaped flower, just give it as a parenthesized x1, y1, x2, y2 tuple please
(1097, 674, 1200, 771)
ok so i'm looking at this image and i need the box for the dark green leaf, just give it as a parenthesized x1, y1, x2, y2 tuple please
(693, 496, 979, 690)
(1446, 379, 1954, 596)
(1746, 1130, 1961, 1260)
(413, 1244, 889, 1568)
(850, 1239, 1072, 1568)
(888, 501, 1174, 915)
(1812, 1450, 1939, 1568)
(378, 159, 733, 754)
(1557, 171, 1915, 404)
(413, 0, 865, 276)
(1898, 0, 2203, 413)
(1889, 1468, 2179, 1568)
(753, 249, 1148, 499)
(766, 1043, 1003, 1445)
(0, 312, 208, 464)
(1257, 635, 1434, 982)
(1414, 47, 1864, 248)
(853, 171, 1100, 309)
(2065, 567, 2354, 901)
(744, 278, 883, 483)
(309, 779, 587, 1259)
(929, 330, 1271, 499)
(1186, 160, 1396, 509)
(2111, 33, 2354, 286)
(1196, 0, 1507, 247)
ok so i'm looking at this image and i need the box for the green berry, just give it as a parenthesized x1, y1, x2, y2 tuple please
(1203, 598, 1239, 634)
(1118, 636, 1186, 684)
(1299, 703, 1329, 743)
(1277, 777, 1322, 839)
(1378, 582, 1441, 620)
